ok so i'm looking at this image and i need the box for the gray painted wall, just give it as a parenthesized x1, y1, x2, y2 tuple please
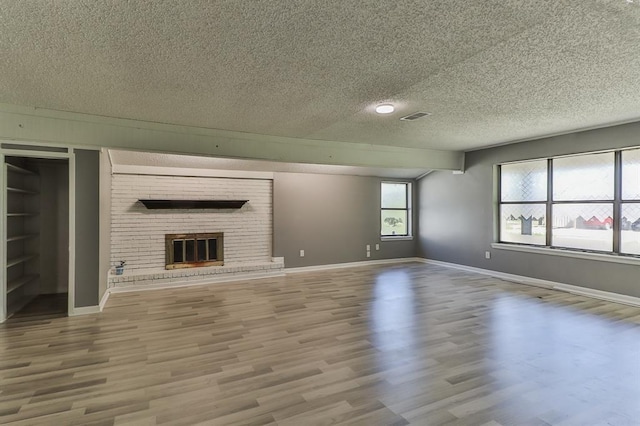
(418, 121, 640, 298)
(273, 172, 417, 268)
(98, 149, 111, 301)
(38, 161, 69, 294)
(75, 149, 100, 307)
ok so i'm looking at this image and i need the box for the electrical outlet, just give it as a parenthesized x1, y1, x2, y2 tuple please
(366, 244, 371, 251)
(485, 251, 491, 259)
(375, 244, 380, 251)
(366, 251, 371, 258)
(300, 250, 305, 257)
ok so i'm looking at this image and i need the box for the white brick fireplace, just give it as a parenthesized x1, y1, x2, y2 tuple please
(108, 170, 283, 288)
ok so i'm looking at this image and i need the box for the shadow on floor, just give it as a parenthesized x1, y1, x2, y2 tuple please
(9, 293, 68, 322)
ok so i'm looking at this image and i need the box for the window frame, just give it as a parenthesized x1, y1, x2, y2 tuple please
(380, 181, 412, 239)
(497, 148, 640, 258)
(497, 159, 549, 246)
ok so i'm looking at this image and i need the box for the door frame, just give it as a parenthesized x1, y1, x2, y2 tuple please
(0, 145, 75, 322)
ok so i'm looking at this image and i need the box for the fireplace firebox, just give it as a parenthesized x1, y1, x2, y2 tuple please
(165, 233, 223, 269)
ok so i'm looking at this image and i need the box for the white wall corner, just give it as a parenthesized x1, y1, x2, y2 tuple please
(99, 289, 110, 312)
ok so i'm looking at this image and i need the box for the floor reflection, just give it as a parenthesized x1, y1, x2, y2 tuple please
(487, 294, 640, 421)
(370, 270, 417, 362)
(366, 266, 640, 423)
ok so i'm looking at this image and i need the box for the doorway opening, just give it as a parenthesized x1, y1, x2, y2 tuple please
(5, 156, 70, 321)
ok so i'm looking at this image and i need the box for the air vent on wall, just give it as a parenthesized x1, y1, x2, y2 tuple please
(400, 112, 431, 121)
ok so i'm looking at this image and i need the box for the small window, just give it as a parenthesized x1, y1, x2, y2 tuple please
(381, 182, 411, 237)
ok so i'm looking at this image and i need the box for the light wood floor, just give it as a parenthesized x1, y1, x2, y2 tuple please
(1, 262, 640, 425)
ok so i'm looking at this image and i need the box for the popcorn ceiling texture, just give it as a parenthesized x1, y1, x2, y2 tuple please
(1, 1, 639, 151)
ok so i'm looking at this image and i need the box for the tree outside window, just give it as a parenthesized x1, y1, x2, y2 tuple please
(381, 182, 410, 237)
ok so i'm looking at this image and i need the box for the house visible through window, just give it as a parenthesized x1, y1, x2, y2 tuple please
(498, 148, 640, 255)
(381, 182, 411, 237)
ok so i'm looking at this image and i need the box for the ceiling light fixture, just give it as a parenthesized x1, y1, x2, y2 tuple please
(375, 104, 395, 114)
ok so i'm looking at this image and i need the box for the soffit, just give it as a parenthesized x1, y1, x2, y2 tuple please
(108, 149, 427, 179)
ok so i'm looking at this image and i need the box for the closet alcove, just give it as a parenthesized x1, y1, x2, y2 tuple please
(5, 156, 69, 320)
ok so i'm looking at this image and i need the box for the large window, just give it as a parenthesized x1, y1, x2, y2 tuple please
(498, 148, 640, 256)
(381, 182, 411, 237)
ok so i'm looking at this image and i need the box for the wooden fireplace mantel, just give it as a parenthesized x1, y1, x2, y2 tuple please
(139, 200, 248, 209)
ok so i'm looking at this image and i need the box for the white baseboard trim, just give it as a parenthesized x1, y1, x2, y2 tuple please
(99, 289, 110, 312)
(69, 305, 101, 316)
(285, 257, 423, 274)
(108, 270, 285, 294)
(420, 258, 640, 307)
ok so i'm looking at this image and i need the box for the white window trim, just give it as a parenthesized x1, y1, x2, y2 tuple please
(491, 242, 640, 266)
(381, 236, 414, 241)
(496, 147, 640, 262)
(381, 181, 412, 238)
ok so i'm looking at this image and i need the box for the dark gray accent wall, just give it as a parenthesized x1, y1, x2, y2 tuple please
(75, 149, 100, 307)
(418, 121, 640, 298)
(273, 172, 417, 268)
(38, 161, 69, 295)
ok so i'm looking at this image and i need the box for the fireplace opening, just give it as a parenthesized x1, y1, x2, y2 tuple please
(166, 233, 223, 269)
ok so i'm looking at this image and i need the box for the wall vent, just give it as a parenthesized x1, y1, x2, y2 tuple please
(400, 112, 431, 121)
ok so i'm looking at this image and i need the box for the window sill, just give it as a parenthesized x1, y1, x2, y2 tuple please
(381, 236, 414, 241)
(491, 243, 640, 266)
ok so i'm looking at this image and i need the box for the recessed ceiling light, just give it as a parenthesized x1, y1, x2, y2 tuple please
(375, 104, 395, 114)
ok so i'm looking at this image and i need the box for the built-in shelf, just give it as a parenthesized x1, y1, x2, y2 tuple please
(7, 274, 38, 294)
(7, 187, 38, 195)
(7, 254, 37, 268)
(7, 234, 38, 242)
(6, 163, 36, 175)
(5, 159, 41, 321)
(139, 199, 249, 209)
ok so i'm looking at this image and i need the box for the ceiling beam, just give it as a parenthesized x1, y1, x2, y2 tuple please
(0, 103, 464, 171)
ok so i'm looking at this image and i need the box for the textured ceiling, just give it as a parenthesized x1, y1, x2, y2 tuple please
(1, 1, 640, 153)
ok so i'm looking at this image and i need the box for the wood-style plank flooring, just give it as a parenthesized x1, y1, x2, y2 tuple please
(1, 262, 640, 425)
